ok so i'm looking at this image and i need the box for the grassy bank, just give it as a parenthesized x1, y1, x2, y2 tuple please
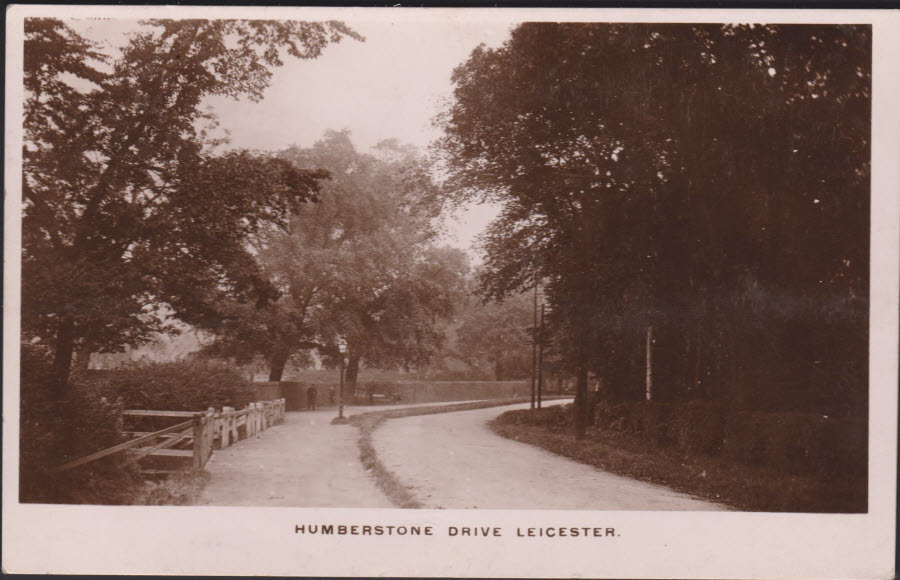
(490, 404, 865, 512)
(350, 398, 569, 508)
(135, 470, 211, 505)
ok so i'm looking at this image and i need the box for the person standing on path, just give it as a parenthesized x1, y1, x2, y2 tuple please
(307, 386, 318, 410)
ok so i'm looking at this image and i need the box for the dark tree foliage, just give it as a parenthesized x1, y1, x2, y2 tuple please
(438, 23, 869, 437)
(455, 292, 534, 381)
(22, 18, 360, 404)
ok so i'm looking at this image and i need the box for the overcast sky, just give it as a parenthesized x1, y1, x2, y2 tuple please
(72, 17, 513, 254)
(209, 18, 512, 253)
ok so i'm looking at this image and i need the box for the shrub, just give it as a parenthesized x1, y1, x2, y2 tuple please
(20, 346, 138, 503)
(625, 401, 672, 446)
(592, 400, 628, 429)
(495, 404, 572, 430)
(21, 356, 253, 504)
(667, 400, 727, 456)
(73, 360, 255, 411)
(723, 411, 867, 479)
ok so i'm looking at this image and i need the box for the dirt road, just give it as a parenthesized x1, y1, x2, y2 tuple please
(372, 402, 725, 510)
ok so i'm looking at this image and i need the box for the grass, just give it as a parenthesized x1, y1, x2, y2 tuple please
(353, 414, 423, 509)
(134, 470, 211, 505)
(490, 405, 866, 513)
(27, 464, 212, 506)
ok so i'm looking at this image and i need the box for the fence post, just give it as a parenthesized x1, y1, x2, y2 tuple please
(192, 413, 204, 470)
(204, 408, 215, 463)
(249, 403, 258, 436)
(220, 407, 228, 448)
(222, 407, 234, 447)
(213, 408, 222, 450)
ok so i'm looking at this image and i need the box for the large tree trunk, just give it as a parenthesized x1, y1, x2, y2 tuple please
(345, 354, 360, 397)
(573, 335, 590, 440)
(51, 315, 76, 402)
(268, 349, 289, 382)
(726, 320, 754, 413)
(645, 325, 654, 401)
(691, 322, 704, 399)
(48, 315, 78, 463)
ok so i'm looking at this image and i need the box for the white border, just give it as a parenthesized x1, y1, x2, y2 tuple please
(4, 6, 898, 578)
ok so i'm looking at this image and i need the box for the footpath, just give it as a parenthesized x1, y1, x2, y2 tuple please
(195, 401, 484, 507)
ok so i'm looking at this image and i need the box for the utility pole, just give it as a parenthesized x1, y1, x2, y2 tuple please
(537, 300, 545, 409)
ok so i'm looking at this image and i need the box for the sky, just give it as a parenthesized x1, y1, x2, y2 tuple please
(71, 16, 513, 255)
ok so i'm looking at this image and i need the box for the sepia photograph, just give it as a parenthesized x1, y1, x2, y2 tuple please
(3, 5, 898, 578)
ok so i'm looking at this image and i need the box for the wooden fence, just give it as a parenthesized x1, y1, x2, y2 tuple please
(53, 399, 286, 475)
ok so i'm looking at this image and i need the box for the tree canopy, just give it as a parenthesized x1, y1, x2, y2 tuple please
(22, 18, 361, 400)
(438, 23, 870, 435)
(202, 131, 468, 388)
(454, 291, 534, 381)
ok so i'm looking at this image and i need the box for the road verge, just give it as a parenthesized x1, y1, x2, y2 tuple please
(490, 405, 864, 512)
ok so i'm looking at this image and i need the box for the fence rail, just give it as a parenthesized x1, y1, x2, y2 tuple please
(53, 398, 286, 474)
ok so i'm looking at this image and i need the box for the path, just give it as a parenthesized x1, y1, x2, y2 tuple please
(195, 400, 491, 507)
(372, 402, 726, 510)
(196, 407, 389, 507)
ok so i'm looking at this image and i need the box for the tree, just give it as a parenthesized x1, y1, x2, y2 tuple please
(438, 23, 870, 436)
(326, 245, 469, 391)
(455, 292, 534, 380)
(22, 18, 361, 402)
(204, 131, 467, 389)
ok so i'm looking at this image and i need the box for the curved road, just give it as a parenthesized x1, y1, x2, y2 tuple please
(373, 402, 725, 511)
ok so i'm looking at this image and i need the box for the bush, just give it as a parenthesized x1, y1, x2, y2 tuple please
(21, 355, 253, 504)
(20, 346, 138, 503)
(494, 405, 573, 432)
(73, 360, 255, 411)
(667, 400, 727, 456)
(723, 411, 867, 479)
(625, 401, 672, 446)
(590, 397, 864, 482)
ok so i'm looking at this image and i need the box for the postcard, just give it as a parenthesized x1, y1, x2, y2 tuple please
(3, 5, 898, 578)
